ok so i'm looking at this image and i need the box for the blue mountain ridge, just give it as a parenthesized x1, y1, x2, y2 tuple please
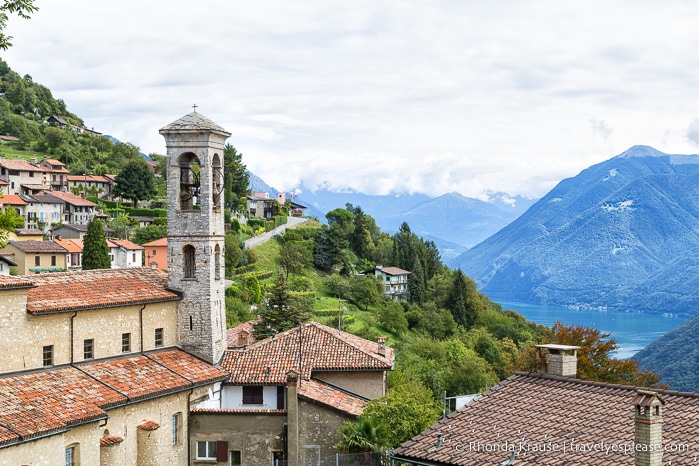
(450, 145, 699, 316)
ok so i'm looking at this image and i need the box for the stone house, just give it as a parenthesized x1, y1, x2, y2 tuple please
(190, 322, 394, 465)
(0, 111, 231, 464)
(392, 344, 699, 466)
(0, 239, 68, 273)
(374, 265, 411, 301)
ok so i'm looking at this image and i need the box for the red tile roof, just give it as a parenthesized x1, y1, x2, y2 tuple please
(0, 159, 42, 171)
(220, 322, 394, 384)
(25, 268, 180, 314)
(40, 190, 97, 207)
(138, 420, 160, 431)
(54, 237, 83, 253)
(0, 194, 28, 206)
(0, 349, 226, 447)
(298, 379, 367, 416)
(226, 320, 256, 348)
(0, 274, 33, 289)
(378, 266, 411, 276)
(142, 237, 168, 247)
(100, 435, 124, 446)
(392, 371, 699, 465)
(67, 175, 111, 184)
(108, 238, 144, 250)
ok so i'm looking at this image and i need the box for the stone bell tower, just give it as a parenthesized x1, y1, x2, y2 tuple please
(160, 111, 230, 364)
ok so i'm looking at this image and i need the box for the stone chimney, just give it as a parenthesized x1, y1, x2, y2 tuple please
(535, 344, 580, 378)
(632, 390, 664, 466)
(377, 336, 387, 357)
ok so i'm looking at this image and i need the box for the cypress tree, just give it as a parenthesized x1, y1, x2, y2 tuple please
(82, 219, 111, 270)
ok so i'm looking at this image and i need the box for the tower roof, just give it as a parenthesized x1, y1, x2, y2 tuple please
(159, 111, 231, 137)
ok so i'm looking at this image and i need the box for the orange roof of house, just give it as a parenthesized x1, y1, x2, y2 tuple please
(377, 266, 411, 276)
(25, 267, 179, 314)
(220, 322, 394, 384)
(0, 349, 226, 447)
(66, 175, 111, 183)
(108, 238, 144, 250)
(41, 190, 97, 207)
(0, 159, 42, 171)
(142, 237, 168, 247)
(54, 237, 83, 253)
(298, 379, 367, 416)
(393, 371, 699, 465)
(0, 194, 28, 206)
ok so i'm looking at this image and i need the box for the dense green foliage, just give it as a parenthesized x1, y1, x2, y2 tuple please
(252, 272, 312, 339)
(0, 1, 37, 51)
(223, 144, 249, 212)
(82, 219, 111, 270)
(112, 159, 157, 207)
(0, 201, 24, 247)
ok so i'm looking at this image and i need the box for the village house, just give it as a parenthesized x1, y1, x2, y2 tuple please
(54, 236, 83, 269)
(0, 158, 46, 195)
(0, 254, 16, 275)
(37, 157, 70, 191)
(392, 344, 699, 466)
(374, 265, 411, 301)
(142, 236, 168, 270)
(0, 239, 68, 273)
(67, 174, 112, 198)
(190, 321, 394, 465)
(23, 191, 64, 232)
(40, 190, 97, 225)
(0, 193, 28, 219)
(107, 238, 144, 268)
(8, 228, 44, 242)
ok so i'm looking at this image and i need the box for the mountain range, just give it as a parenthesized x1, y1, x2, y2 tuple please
(450, 145, 699, 315)
(249, 174, 536, 263)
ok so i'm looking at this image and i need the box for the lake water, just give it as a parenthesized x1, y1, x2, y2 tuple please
(496, 300, 688, 359)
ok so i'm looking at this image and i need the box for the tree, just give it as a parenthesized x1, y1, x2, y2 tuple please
(82, 219, 111, 270)
(223, 144, 250, 211)
(445, 269, 482, 329)
(336, 416, 388, 456)
(0, 203, 24, 248)
(113, 159, 157, 207)
(357, 382, 441, 448)
(224, 232, 243, 276)
(277, 241, 304, 278)
(515, 321, 663, 387)
(408, 254, 425, 305)
(0, 1, 38, 51)
(350, 274, 383, 311)
(252, 272, 310, 339)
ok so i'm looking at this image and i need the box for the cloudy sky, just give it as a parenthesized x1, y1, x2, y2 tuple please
(4, 1, 699, 199)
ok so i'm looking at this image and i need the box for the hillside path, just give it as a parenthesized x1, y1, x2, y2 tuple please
(243, 216, 310, 249)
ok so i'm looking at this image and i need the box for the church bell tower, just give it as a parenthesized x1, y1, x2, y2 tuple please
(160, 111, 230, 364)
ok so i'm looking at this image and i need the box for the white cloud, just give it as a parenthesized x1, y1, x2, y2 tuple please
(4, 0, 699, 198)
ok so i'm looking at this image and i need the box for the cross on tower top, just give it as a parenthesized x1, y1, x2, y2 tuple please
(192, 103, 198, 112)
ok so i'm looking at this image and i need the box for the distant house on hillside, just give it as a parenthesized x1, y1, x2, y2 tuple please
(374, 265, 411, 301)
(142, 237, 167, 270)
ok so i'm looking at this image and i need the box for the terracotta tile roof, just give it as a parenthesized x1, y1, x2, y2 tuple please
(392, 371, 699, 465)
(0, 159, 42, 171)
(0, 194, 28, 206)
(220, 322, 394, 384)
(298, 379, 367, 416)
(54, 237, 83, 253)
(108, 238, 144, 250)
(25, 268, 180, 315)
(7, 240, 67, 253)
(67, 175, 111, 183)
(40, 190, 97, 207)
(100, 434, 124, 446)
(0, 274, 33, 289)
(0, 349, 226, 447)
(142, 237, 168, 247)
(138, 420, 160, 431)
(26, 192, 64, 204)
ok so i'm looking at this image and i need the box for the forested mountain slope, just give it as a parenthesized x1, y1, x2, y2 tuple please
(451, 146, 699, 315)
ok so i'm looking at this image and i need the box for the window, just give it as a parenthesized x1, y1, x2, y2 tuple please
(155, 328, 164, 347)
(132, 252, 136, 262)
(214, 244, 221, 280)
(65, 445, 75, 466)
(35, 255, 41, 267)
(121, 333, 131, 353)
(152, 249, 157, 256)
(242, 386, 264, 405)
(51, 255, 57, 266)
(43, 345, 54, 367)
(83, 339, 94, 359)
(183, 245, 195, 278)
(196, 441, 217, 460)
(229, 450, 242, 466)
(172, 413, 181, 446)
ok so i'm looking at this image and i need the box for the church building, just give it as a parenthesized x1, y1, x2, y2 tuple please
(0, 112, 230, 465)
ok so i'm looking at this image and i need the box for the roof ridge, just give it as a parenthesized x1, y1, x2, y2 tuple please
(310, 321, 387, 361)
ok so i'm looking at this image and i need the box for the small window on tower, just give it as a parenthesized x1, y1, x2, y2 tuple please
(183, 245, 196, 279)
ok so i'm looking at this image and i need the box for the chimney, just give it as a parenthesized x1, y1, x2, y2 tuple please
(377, 336, 387, 357)
(286, 370, 300, 466)
(535, 344, 580, 377)
(632, 390, 664, 466)
(237, 329, 250, 347)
